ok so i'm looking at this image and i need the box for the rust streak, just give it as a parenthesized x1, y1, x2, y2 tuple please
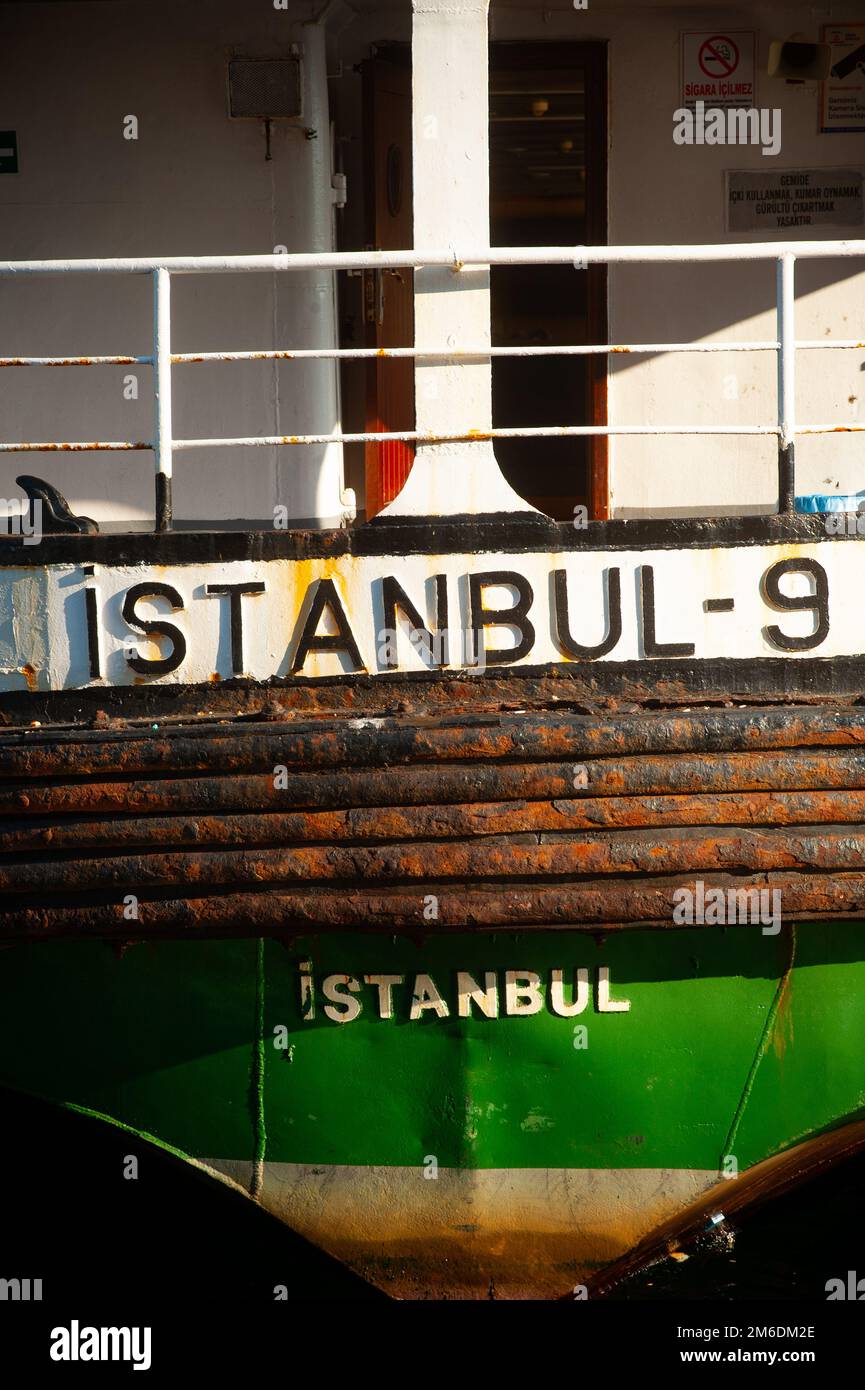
(0, 357, 139, 367)
(4, 872, 865, 940)
(4, 788, 865, 855)
(4, 749, 865, 818)
(5, 706, 865, 780)
(2, 825, 864, 896)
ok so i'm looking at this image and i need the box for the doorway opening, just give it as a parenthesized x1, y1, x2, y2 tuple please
(361, 41, 608, 520)
(490, 42, 608, 521)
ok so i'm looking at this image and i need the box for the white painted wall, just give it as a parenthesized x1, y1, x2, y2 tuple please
(1, 0, 864, 525)
(491, 0, 865, 516)
(0, 0, 348, 527)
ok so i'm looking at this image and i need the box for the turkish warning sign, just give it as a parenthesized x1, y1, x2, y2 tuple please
(821, 23, 865, 133)
(681, 31, 756, 113)
(727, 168, 864, 233)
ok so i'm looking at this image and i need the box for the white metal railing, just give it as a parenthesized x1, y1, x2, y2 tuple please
(1, 240, 865, 530)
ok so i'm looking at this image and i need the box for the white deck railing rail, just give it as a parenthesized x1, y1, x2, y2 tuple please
(1, 240, 864, 530)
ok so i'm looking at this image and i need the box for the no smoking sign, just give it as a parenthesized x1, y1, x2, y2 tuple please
(699, 35, 739, 79)
(681, 30, 755, 112)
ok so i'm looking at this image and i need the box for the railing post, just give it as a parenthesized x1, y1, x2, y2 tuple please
(776, 253, 796, 514)
(153, 267, 173, 532)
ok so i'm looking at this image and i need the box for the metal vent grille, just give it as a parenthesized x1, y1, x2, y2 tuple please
(228, 58, 302, 119)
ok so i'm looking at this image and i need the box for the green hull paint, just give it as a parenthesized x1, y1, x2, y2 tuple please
(1, 922, 863, 1178)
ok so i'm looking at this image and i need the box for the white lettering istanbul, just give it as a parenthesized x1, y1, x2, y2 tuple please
(303, 965, 631, 1023)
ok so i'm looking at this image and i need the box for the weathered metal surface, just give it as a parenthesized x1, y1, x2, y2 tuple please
(4, 786, 865, 855)
(2, 924, 863, 1296)
(4, 749, 865, 819)
(15, 475, 99, 535)
(6, 666, 865, 730)
(4, 513, 865, 697)
(4, 826, 865, 898)
(4, 536, 865, 691)
(3, 703, 865, 940)
(0, 355, 147, 366)
(0, 440, 150, 451)
(0, 511, 847, 573)
(5, 704, 865, 775)
(5, 873, 865, 939)
(581, 1118, 865, 1301)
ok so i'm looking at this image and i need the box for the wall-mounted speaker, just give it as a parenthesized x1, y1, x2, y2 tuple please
(768, 38, 832, 82)
(228, 57, 302, 119)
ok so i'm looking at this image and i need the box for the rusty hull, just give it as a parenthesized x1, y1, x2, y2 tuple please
(2, 700, 865, 941)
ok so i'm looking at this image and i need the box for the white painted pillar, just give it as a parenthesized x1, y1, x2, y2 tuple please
(379, 0, 538, 519)
(274, 16, 346, 528)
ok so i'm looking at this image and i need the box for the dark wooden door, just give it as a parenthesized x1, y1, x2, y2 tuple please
(362, 42, 608, 520)
(489, 42, 608, 520)
(362, 57, 415, 519)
